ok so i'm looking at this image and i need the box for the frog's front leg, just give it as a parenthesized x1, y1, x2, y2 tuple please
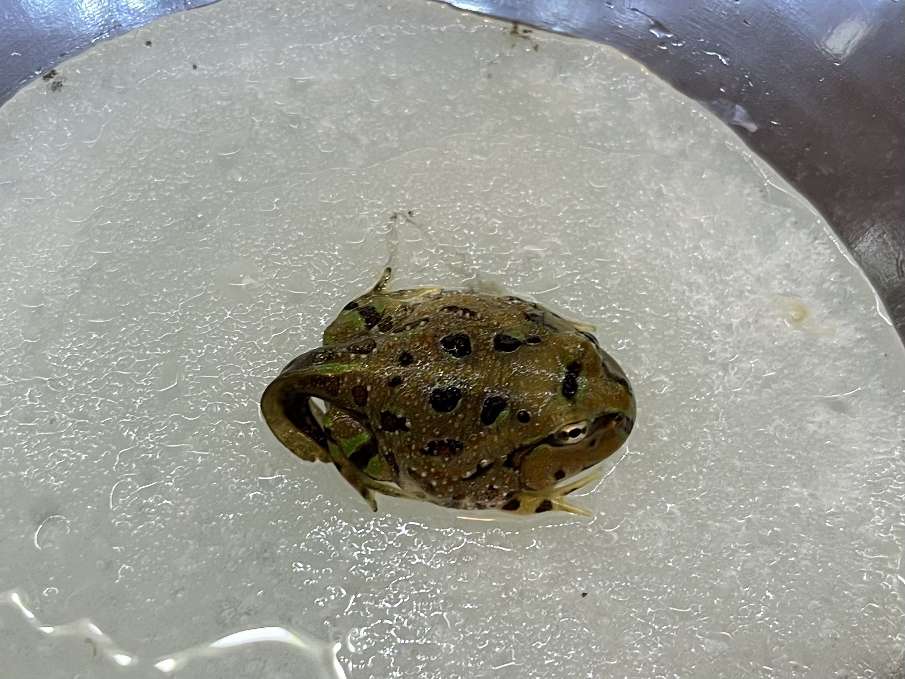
(322, 407, 395, 481)
(322, 407, 402, 511)
(324, 439, 412, 511)
(505, 472, 601, 516)
(326, 439, 380, 511)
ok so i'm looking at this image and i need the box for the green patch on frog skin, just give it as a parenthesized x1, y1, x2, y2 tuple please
(324, 298, 391, 344)
(308, 362, 359, 376)
(340, 431, 372, 455)
(493, 408, 512, 426)
(504, 328, 528, 340)
(324, 315, 364, 344)
(362, 452, 393, 480)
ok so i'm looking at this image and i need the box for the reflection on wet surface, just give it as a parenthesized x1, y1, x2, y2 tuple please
(2, 589, 347, 678)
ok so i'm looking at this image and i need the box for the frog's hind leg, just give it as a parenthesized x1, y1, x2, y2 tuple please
(325, 440, 423, 511)
(506, 472, 602, 517)
(328, 442, 398, 511)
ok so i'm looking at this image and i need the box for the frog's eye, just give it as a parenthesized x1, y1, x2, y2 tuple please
(552, 421, 590, 445)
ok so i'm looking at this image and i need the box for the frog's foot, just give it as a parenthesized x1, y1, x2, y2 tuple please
(371, 267, 393, 293)
(509, 472, 601, 516)
(328, 444, 420, 511)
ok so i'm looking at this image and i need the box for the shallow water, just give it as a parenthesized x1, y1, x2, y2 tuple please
(1, 1, 904, 677)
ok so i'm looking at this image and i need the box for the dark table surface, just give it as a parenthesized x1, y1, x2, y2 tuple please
(2, 0, 903, 345)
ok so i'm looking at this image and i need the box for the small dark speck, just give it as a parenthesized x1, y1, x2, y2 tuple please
(192, 63, 198, 70)
(380, 411, 410, 433)
(42, 69, 57, 81)
(581, 592, 588, 598)
(561, 372, 579, 399)
(145, 40, 152, 46)
(50, 80, 63, 92)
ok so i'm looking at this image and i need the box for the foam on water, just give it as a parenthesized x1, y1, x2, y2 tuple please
(1, 1, 904, 677)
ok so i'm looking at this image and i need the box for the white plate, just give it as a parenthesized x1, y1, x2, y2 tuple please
(1, 1, 904, 677)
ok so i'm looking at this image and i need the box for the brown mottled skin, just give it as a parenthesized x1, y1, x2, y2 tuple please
(261, 268, 635, 515)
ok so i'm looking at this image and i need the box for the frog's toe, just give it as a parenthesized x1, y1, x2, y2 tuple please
(329, 451, 421, 511)
(504, 494, 592, 516)
(330, 459, 377, 511)
(506, 471, 601, 516)
(358, 485, 379, 512)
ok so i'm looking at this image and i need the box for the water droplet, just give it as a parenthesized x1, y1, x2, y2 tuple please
(1, 590, 137, 669)
(630, 8, 676, 40)
(32, 514, 70, 550)
(710, 99, 758, 133)
(2, 589, 348, 678)
(702, 49, 730, 66)
(648, 21, 674, 39)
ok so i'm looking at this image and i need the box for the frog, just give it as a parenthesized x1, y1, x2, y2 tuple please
(261, 267, 635, 515)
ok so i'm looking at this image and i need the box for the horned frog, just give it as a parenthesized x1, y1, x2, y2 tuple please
(261, 268, 635, 515)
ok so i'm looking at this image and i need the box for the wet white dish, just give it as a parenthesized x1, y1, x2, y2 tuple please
(1, 1, 904, 677)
